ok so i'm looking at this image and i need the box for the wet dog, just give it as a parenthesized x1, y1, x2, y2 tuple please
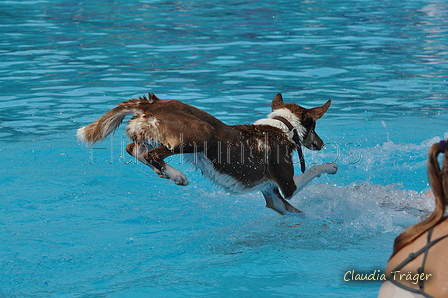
(77, 93, 337, 214)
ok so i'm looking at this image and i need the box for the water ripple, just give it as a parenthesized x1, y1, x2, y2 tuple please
(0, 0, 446, 141)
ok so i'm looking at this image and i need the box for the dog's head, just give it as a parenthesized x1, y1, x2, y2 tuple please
(271, 93, 331, 151)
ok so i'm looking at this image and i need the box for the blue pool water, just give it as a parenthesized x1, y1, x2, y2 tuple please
(1, 0, 448, 297)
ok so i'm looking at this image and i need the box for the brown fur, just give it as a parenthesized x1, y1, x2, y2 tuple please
(78, 93, 335, 214)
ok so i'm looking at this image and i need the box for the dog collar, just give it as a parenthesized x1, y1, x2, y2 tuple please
(272, 116, 306, 173)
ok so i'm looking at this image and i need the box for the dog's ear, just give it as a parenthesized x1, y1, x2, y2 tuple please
(271, 93, 284, 110)
(307, 99, 331, 120)
(148, 93, 160, 104)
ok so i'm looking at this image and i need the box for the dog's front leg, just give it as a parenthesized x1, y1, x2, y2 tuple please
(262, 186, 303, 214)
(292, 163, 338, 196)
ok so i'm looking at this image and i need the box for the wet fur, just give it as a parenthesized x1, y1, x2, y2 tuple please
(77, 93, 337, 214)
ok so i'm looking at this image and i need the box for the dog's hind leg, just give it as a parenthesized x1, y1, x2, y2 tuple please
(126, 143, 188, 184)
(262, 185, 302, 214)
(143, 144, 189, 186)
(126, 143, 165, 177)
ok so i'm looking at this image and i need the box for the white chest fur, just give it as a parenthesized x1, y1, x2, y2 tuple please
(183, 153, 269, 194)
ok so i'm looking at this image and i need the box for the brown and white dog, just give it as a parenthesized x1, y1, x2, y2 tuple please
(77, 93, 337, 214)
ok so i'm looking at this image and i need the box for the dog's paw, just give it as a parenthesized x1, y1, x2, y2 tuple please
(323, 163, 338, 175)
(163, 166, 189, 186)
(172, 173, 188, 186)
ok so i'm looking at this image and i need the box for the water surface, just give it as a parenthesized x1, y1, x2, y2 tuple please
(1, 0, 447, 297)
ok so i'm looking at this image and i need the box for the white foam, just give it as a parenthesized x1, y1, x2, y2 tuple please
(293, 182, 435, 236)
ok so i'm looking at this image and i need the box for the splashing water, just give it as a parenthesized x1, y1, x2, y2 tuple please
(0, 132, 443, 297)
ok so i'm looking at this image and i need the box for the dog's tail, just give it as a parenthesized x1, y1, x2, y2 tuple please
(77, 93, 158, 145)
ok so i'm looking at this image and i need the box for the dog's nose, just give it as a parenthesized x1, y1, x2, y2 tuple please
(312, 141, 324, 151)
